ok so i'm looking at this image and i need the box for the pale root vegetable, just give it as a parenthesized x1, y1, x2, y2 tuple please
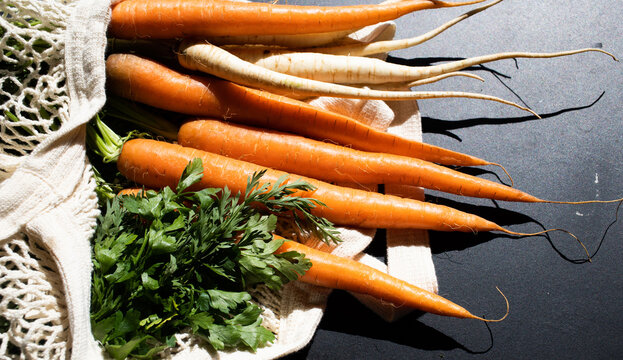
(405, 72, 485, 86)
(385, 48, 618, 81)
(274, 237, 508, 320)
(353, 72, 486, 91)
(105, 53, 510, 168)
(204, 29, 359, 48)
(177, 41, 539, 116)
(224, 46, 617, 85)
(108, 0, 488, 39)
(306, 0, 504, 56)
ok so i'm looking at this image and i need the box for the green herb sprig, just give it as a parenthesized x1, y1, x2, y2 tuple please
(90, 159, 331, 359)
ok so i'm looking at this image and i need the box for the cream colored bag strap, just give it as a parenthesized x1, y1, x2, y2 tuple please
(385, 98, 438, 296)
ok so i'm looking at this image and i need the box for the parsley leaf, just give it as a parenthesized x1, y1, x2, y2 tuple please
(91, 159, 325, 358)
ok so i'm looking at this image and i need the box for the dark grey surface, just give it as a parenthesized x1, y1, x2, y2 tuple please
(283, 0, 623, 359)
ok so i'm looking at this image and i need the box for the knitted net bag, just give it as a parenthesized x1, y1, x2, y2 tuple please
(0, 1, 437, 358)
(1, 0, 105, 358)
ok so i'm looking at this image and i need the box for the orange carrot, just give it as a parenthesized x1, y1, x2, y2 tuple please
(108, 0, 487, 39)
(117, 188, 150, 197)
(105, 53, 498, 168)
(178, 119, 538, 202)
(116, 138, 566, 236)
(274, 237, 507, 320)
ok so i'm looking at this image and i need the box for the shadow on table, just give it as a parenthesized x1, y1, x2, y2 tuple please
(385, 55, 606, 139)
(421, 92, 605, 141)
(366, 192, 591, 264)
(425, 195, 592, 264)
(284, 289, 495, 360)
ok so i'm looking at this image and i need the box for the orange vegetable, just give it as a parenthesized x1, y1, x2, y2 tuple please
(117, 188, 149, 197)
(117, 138, 557, 235)
(178, 119, 538, 202)
(274, 237, 507, 320)
(108, 0, 487, 39)
(105, 53, 499, 168)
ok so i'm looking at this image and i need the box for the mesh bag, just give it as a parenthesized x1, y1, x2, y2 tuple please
(0, 0, 106, 358)
(0, 0, 70, 170)
(0, 1, 437, 359)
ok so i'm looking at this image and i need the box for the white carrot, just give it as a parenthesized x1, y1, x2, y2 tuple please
(204, 29, 359, 48)
(407, 71, 485, 86)
(392, 48, 618, 80)
(226, 46, 617, 85)
(362, 72, 485, 90)
(212, 0, 500, 56)
(307, 0, 504, 56)
(177, 41, 539, 116)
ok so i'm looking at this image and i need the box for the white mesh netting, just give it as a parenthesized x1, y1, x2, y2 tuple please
(1, 0, 73, 358)
(0, 235, 68, 360)
(0, 0, 70, 165)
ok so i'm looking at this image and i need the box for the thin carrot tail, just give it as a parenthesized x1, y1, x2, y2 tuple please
(499, 228, 591, 262)
(418, 48, 618, 81)
(543, 197, 623, 205)
(390, 0, 486, 4)
(392, 0, 487, 5)
(406, 71, 485, 87)
(383, 0, 490, 10)
(467, 287, 509, 322)
(486, 162, 514, 187)
(431, 0, 489, 7)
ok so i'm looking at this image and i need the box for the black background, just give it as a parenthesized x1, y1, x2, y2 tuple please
(282, 0, 623, 359)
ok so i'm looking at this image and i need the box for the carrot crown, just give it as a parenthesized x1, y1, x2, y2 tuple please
(86, 114, 129, 163)
(87, 97, 178, 163)
(104, 96, 179, 140)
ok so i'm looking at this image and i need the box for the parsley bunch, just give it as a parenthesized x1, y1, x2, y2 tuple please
(90, 159, 333, 359)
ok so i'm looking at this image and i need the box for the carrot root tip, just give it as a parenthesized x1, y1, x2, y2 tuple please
(470, 286, 509, 322)
(488, 162, 514, 187)
(502, 228, 591, 262)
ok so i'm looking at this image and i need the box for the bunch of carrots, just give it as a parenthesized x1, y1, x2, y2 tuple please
(94, 0, 619, 337)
